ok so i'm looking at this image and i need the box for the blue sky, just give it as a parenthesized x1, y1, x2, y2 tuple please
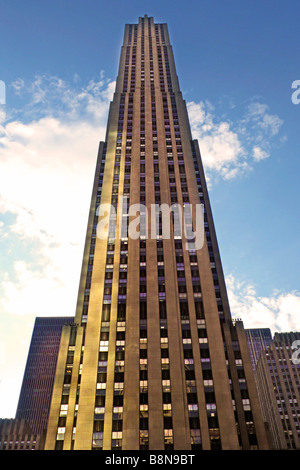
(0, 0, 299, 418)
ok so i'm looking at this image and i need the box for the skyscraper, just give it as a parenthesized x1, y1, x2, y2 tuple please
(16, 317, 74, 435)
(45, 15, 269, 451)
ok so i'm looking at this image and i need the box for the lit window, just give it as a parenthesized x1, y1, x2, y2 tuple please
(95, 407, 105, 414)
(114, 382, 124, 389)
(96, 383, 106, 389)
(204, 380, 213, 386)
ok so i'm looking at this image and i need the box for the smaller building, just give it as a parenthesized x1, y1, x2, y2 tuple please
(0, 418, 45, 450)
(15, 316, 74, 435)
(254, 332, 300, 450)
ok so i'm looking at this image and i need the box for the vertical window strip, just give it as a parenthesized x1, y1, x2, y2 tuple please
(54, 325, 78, 450)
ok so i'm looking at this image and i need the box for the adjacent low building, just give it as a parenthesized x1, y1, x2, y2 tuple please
(248, 331, 300, 449)
(0, 418, 45, 450)
(15, 317, 74, 435)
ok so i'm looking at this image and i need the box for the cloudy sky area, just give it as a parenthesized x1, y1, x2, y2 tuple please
(0, 0, 299, 418)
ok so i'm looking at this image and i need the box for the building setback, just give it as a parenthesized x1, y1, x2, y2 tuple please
(45, 15, 269, 450)
(245, 328, 273, 371)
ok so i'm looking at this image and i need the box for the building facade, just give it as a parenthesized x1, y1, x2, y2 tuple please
(254, 332, 300, 449)
(45, 15, 269, 451)
(0, 419, 45, 450)
(16, 316, 74, 435)
(245, 328, 273, 370)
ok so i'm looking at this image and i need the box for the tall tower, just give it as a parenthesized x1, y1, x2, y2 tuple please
(16, 316, 73, 435)
(45, 15, 269, 451)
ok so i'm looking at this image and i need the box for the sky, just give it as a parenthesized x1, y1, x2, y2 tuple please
(0, 0, 299, 419)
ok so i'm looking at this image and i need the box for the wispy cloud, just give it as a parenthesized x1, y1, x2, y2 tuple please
(246, 102, 283, 137)
(252, 146, 269, 162)
(0, 72, 115, 318)
(187, 98, 284, 184)
(10, 78, 25, 96)
(8, 71, 115, 122)
(226, 274, 300, 333)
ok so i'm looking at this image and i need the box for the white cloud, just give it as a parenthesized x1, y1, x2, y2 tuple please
(187, 101, 247, 182)
(187, 99, 284, 184)
(226, 274, 300, 333)
(10, 78, 25, 95)
(1, 259, 75, 317)
(0, 108, 6, 125)
(246, 102, 283, 137)
(0, 73, 115, 318)
(252, 146, 269, 161)
(9, 72, 115, 123)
